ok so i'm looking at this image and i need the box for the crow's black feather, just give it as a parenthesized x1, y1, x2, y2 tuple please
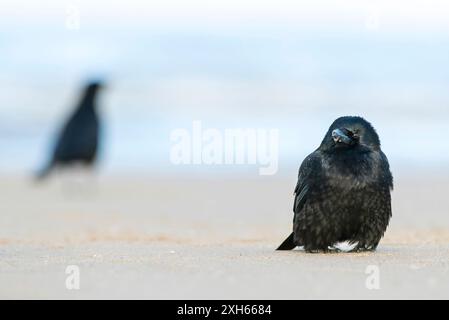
(277, 116, 393, 252)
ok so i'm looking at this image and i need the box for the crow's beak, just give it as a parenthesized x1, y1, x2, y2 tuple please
(332, 128, 353, 145)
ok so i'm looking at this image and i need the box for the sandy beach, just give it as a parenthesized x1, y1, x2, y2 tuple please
(0, 173, 448, 299)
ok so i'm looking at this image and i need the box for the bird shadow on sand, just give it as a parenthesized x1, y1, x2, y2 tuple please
(32, 166, 101, 200)
(275, 241, 381, 255)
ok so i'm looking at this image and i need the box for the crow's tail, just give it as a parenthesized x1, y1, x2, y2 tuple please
(276, 232, 296, 250)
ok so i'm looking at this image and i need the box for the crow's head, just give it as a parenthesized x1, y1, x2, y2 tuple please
(320, 116, 381, 151)
(86, 81, 104, 93)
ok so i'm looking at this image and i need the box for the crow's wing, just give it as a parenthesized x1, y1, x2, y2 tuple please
(277, 152, 321, 250)
(293, 152, 321, 215)
(53, 110, 99, 162)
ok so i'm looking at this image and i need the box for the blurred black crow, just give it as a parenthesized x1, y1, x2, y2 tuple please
(277, 116, 393, 252)
(37, 81, 103, 180)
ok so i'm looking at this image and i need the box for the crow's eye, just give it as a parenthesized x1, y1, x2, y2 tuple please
(343, 128, 360, 140)
(344, 128, 355, 137)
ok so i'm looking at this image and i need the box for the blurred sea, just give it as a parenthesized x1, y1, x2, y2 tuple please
(1, 1, 448, 176)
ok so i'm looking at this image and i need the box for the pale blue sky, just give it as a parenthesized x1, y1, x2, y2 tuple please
(1, 1, 448, 175)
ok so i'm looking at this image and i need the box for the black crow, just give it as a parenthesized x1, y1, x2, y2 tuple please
(37, 81, 103, 180)
(277, 116, 393, 252)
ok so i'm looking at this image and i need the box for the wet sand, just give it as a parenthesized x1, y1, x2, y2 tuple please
(1, 173, 449, 299)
